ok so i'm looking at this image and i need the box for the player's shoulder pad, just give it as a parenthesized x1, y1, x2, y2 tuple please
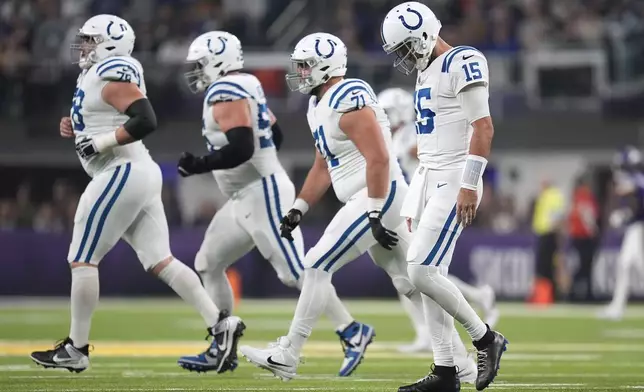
(441, 46, 487, 74)
(205, 73, 257, 105)
(95, 56, 143, 86)
(328, 78, 378, 113)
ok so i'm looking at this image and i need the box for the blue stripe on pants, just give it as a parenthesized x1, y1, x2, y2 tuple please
(421, 204, 457, 266)
(73, 166, 121, 262)
(435, 222, 461, 266)
(316, 181, 398, 272)
(84, 163, 131, 262)
(261, 177, 300, 280)
(270, 174, 304, 271)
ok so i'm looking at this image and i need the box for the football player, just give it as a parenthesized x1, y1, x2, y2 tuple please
(177, 31, 382, 375)
(382, 3, 507, 391)
(598, 146, 644, 321)
(378, 88, 499, 353)
(29, 15, 244, 375)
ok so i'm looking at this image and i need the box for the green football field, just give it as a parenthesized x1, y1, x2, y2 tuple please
(1, 299, 644, 392)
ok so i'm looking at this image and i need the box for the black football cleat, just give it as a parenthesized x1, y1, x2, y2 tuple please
(30, 337, 90, 373)
(398, 365, 461, 392)
(475, 330, 508, 390)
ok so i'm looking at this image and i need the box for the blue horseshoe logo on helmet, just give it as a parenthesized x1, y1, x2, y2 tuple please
(106, 21, 126, 40)
(398, 7, 423, 30)
(314, 39, 336, 59)
(207, 37, 227, 55)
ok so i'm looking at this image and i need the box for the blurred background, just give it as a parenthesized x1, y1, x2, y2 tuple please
(1, 0, 644, 304)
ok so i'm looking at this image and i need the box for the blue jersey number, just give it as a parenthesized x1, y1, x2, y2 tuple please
(257, 103, 274, 148)
(71, 88, 86, 131)
(313, 125, 339, 167)
(462, 62, 482, 82)
(414, 88, 436, 135)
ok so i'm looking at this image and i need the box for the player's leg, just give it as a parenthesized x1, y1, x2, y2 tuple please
(31, 163, 141, 372)
(599, 222, 643, 320)
(195, 200, 254, 314)
(397, 292, 432, 352)
(406, 180, 507, 391)
(448, 275, 499, 328)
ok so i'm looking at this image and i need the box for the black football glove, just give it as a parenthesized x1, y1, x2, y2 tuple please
(75, 136, 99, 160)
(368, 211, 398, 250)
(280, 209, 302, 241)
(177, 152, 208, 177)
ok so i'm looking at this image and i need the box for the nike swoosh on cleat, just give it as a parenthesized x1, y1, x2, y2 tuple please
(52, 354, 74, 363)
(463, 54, 474, 60)
(267, 356, 290, 368)
(351, 325, 363, 347)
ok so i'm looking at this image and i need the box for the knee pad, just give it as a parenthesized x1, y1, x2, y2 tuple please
(392, 275, 417, 297)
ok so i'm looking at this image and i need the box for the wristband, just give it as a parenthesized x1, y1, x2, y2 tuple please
(93, 131, 119, 153)
(461, 154, 487, 190)
(367, 197, 385, 213)
(292, 198, 309, 215)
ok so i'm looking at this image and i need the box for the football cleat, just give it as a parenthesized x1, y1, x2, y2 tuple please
(397, 336, 432, 354)
(455, 353, 477, 384)
(398, 365, 461, 392)
(596, 305, 623, 321)
(30, 337, 90, 373)
(337, 321, 375, 377)
(177, 310, 246, 373)
(240, 336, 299, 381)
(475, 331, 508, 391)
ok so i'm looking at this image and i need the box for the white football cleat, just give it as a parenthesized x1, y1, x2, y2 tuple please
(597, 305, 624, 321)
(456, 353, 477, 384)
(480, 285, 500, 328)
(240, 336, 299, 381)
(397, 337, 432, 353)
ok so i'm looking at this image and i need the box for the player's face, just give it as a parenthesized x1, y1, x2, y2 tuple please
(70, 34, 99, 68)
(184, 58, 209, 93)
(285, 59, 314, 93)
(391, 39, 420, 75)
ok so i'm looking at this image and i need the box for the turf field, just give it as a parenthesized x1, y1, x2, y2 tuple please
(1, 299, 644, 392)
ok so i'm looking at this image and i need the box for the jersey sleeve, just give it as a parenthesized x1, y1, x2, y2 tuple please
(204, 75, 255, 105)
(95, 56, 143, 86)
(444, 47, 489, 94)
(328, 79, 379, 114)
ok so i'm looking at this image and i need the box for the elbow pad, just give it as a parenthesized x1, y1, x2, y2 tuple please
(271, 122, 284, 150)
(202, 126, 254, 170)
(123, 98, 157, 140)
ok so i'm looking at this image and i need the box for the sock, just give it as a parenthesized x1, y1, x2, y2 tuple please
(609, 251, 632, 311)
(421, 294, 455, 366)
(399, 292, 428, 342)
(323, 284, 354, 332)
(409, 264, 488, 342)
(287, 268, 332, 353)
(199, 269, 234, 315)
(157, 259, 219, 326)
(69, 266, 99, 348)
(448, 275, 483, 308)
(434, 365, 457, 377)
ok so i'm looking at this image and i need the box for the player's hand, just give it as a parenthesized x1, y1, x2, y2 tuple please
(60, 117, 74, 138)
(177, 152, 207, 177)
(75, 136, 99, 160)
(369, 212, 398, 250)
(280, 209, 302, 241)
(456, 188, 478, 227)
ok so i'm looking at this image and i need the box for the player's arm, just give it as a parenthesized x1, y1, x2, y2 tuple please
(178, 100, 254, 176)
(75, 82, 157, 159)
(610, 174, 636, 227)
(451, 52, 494, 227)
(268, 108, 284, 150)
(280, 151, 331, 241)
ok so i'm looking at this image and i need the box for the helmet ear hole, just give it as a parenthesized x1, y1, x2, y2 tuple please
(319, 66, 329, 71)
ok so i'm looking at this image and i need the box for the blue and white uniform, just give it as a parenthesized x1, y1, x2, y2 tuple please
(68, 55, 171, 268)
(403, 46, 489, 269)
(303, 78, 409, 273)
(194, 73, 304, 286)
(613, 169, 644, 279)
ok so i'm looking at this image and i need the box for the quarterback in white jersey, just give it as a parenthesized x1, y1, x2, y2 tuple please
(379, 88, 499, 355)
(382, 3, 507, 392)
(240, 32, 449, 382)
(176, 31, 369, 366)
(29, 15, 245, 375)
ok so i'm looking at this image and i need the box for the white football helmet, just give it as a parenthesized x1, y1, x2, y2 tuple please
(285, 32, 347, 94)
(377, 88, 415, 130)
(381, 2, 442, 74)
(184, 31, 244, 93)
(71, 14, 135, 69)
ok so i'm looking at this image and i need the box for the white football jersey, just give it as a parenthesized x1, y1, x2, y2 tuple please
(414, 46, 490, 170)
(306, 78, 403, 203)
(202, 73, 285, 197)
(392, 122, 418, 182)
(72, 56, 152, 177)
